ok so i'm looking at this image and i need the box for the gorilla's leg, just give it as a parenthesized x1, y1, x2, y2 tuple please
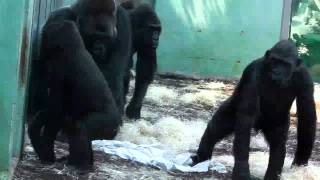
(126, 49, 156, 119)
(66, 120, 93, 169)
(193, 110, 235, 164)
(263, 124, 289, 180)
(29, 64, 66, 163)
(62, 112, 121, 169)
(28, 110, 55, 163)
(232, 114, 254, 180)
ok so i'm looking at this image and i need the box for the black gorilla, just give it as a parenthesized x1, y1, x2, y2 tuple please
(122, 3, 162, 119)
(191, 40, 317, 180)
(28, 0, 131, 169)
(29, 20, 121, 168)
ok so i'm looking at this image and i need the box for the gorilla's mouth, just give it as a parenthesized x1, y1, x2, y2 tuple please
(269, 72, 291, 88)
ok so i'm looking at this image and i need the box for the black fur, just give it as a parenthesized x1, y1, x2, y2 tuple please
(191, 40, 317, 180)
(123, 3, 162, 119)
(28, 0, 131, 169)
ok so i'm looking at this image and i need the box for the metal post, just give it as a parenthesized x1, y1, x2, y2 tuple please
(280, 0, 293, 40)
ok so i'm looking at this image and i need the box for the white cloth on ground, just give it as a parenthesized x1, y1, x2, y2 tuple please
(92, 140, 227, 173)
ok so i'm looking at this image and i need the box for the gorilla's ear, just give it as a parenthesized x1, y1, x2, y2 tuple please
(264, 50, 271, 59)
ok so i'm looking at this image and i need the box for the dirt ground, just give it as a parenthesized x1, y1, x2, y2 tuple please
(13, 76, 320, 180)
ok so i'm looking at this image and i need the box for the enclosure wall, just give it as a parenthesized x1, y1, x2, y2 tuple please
(156, 0, 284, 78)
(0, 0, 34, 179)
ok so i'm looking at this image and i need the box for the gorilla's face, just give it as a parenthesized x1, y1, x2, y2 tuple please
(144, 25, 161, 48)
(262, 40, 301, 88)
(76, 0, 118, 61)
(134, 23, 161, 49)
(263, 51, 298, 88)
(77, 0, 117, 40)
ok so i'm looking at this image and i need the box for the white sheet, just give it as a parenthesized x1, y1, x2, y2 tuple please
(92, 140, 227, 173)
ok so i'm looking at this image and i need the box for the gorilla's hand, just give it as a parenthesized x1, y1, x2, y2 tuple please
(189, 154, 202, 166)
(291, 157, 309, 167)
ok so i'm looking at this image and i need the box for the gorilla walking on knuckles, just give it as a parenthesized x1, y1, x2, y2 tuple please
(28, 0, 132, 169)
(191, 40, 317, 180)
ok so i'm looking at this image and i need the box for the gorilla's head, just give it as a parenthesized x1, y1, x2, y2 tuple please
(74, 0, 118, 40)
(72, 0, 118, 61)
(262, 40, 302, 87)
(130, 4, 161, 48)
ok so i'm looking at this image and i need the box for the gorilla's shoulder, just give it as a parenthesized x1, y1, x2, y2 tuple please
(243, 58, 263, 75)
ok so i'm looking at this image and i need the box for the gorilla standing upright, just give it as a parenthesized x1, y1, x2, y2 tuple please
(191, 40, 317, 180)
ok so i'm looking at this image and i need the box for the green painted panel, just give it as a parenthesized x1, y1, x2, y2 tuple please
(0, 0, 33, 174)
(0, 172, 8, 180)
(156, 0, 283, 78)
(12, 0, 35, 158)
(0, 0, 21, 171)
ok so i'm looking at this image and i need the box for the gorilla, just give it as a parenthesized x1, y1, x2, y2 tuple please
(28, 0, 131, 169)
(122, 3, 162, 119)
(28, 0, 131, 117)
(29, 20, 121, 168)
(191, 40, 317, 180)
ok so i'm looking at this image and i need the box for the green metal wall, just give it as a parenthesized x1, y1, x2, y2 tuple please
(0, 0, 34, 179)
(156, 0, 284, 78)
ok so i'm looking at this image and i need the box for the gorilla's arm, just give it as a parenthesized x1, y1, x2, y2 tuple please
(293, 67, 317, 166)
(126, 48, 157, 118)
(232, 63, 260, 179)
(100, 6, 132, 115)
(125, 4, 161, 119)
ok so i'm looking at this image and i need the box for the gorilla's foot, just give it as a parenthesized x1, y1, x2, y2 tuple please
(125, 103, 141, 119)
(37, 139, 55, 164)
(190, 154, 207, 166)
(232, 161, 250, 180)
(67, 156, 93, 172)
